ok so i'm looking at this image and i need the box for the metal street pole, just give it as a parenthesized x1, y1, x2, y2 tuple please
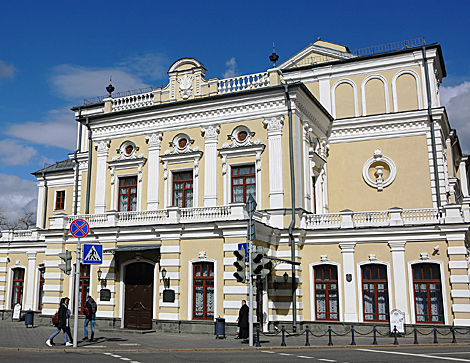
(248, 239, 253, 347)
(73, 239, 81, 347)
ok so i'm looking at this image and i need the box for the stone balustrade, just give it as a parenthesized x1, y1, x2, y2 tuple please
(111, 91, 154, 112)
(218, 72, 270, 94)
(0, 229, 42, 242)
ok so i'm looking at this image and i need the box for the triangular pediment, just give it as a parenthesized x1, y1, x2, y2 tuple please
(280, 39, 357, 69)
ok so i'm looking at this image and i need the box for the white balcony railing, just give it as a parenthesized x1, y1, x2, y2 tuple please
(0, 229, 42, 242)
(218, 72, 270, 94)
(111, 91, 154, 112)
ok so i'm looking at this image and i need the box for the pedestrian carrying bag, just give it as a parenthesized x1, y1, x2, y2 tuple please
(52, 311, 60, 326)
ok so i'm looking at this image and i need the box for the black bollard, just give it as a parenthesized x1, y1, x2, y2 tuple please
(413, 325, 419, 345)
(451, 325, 457, 344)
(256, 326, 261, 347)
(372, 325, 378, 345)
(281, 325, 286, 346)
(433, 326, 438, 344)
(350, 325, 356, 346)
(393, 326, 399, 345)
(328, 326, 333, 346)
(305, 325, 310, 346)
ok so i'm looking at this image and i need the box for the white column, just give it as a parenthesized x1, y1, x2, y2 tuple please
(388, 241, 410, 323)
(94, 140, 110, 214)
(460, 160, 469, 197)
(302, 123, 312, 210)
(36, 181, 45, 228)
(319, 77, 332, 114)
(263, 116, 284, 227)
(146, 133, 163, 210)
(201, 125, 220, 207)
(340, 242, 358, 322)
(25, 252, 36, 310)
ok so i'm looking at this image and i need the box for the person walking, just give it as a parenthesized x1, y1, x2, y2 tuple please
(46, 297, 73, 347)
(83, 295, 97, 342)
(236, 299, 249, 339)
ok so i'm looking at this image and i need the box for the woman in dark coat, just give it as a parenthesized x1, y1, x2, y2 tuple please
(237, 300, 249, 339)
(58, 297, 73, 345)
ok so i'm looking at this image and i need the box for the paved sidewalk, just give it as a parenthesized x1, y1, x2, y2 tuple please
(1, 320, 470, 352)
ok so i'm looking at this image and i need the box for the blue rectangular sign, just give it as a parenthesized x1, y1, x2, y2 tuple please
(238, 242, 248, 262)
(83, 244, 103, 264)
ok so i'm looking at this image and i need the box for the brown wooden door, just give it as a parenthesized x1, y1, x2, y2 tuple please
(124, 262, 154, 329)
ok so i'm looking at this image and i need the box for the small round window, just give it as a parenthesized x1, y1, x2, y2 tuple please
(237, 131, 248, 142)
(178, 138, 188, 149)
(125, 145, 134, 155)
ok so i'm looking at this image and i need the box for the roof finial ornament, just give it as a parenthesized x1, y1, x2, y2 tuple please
(106, 76, 115, 98)
(269, 42, 279, 67)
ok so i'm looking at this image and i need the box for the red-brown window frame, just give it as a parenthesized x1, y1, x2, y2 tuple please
(231, 165, 256, 203)
(118, 176, 137, 212)
(412, 263, 444, 324)
(361, 264, 389, 322)
(38, 267, 45, 311)
(314, 265, 339, 321)
(192, 262, 214, 320)
(172, 170, 193, 208)
(55, 190, 65, 210)
(11, 268, 25, 309)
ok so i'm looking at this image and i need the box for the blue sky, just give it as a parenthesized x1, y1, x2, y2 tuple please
(1, 0, 470, 222)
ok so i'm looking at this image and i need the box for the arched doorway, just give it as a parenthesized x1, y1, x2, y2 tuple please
(124, 262, 154, 329)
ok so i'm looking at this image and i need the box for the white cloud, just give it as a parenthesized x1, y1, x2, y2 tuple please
(119, 53, 168, 81)
(222, 57, 239, 79)
(0, 139, 37, 166)
(50, 64, 150, 101)
(0, 59, 16, 83)
(0, 174, 37, 225)
(5, 106, 77, 150)
(441, 82, 470, 153)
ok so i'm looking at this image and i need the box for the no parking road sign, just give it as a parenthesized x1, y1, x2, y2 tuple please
(83, 244, 103, 264)
(70, 219, 90, 238)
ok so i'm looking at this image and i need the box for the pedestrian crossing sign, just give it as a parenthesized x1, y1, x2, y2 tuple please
(83, 244, 103, 264)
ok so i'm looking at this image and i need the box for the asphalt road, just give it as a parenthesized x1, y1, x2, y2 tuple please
(2, 346, 470, 363)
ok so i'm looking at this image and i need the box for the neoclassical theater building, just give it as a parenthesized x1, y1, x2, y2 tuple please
(2, 37, 470, 330)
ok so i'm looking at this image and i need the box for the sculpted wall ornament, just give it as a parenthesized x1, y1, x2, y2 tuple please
(201, 125, 220, 141)
(178, 74, 194, 99)
(263, 116, 284, 134)
(165, 133, 199, 155)
(95, 140, 110, 153)
(222, 125, 260, 148)
(146, 133, 163, 148)
(362, 148, 397, 191)
(113, 140, 144, 161)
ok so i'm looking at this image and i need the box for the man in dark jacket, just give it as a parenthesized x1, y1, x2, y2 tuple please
(236, 300, 249, 339)
(83, 295, 97, 341)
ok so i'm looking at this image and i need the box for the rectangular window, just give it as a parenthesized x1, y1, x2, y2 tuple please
(362, 264, 390, 322)
(193, 262, 214, 320)
(73, 264, 90, 315)
(119, 176, 137, 212)
(38, 268, 45, 310)
(172, 171, 193, 208)
(11, 268, 25, 309)
(231, 165, 256, 203)
(314, 265, 339, 321)
(412, 263, 444, 323)
(55, 190, 65, 210)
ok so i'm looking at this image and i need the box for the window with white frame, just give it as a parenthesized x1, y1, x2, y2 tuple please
(172, 170, 193, 208)
(314, 265, 339, 320)
(119, 176, 137, 212)
(11, 268, 25, 309)
(231, 164, 256, 203)
(412, 263, 444, 324)
(55, 190, 65, 210)
(361, 264, 389, 322)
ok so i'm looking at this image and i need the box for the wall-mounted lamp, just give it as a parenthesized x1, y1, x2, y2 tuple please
(97, 268, 107, 287)
(273, 272, 289, 290)
(161, 268, 171, 289)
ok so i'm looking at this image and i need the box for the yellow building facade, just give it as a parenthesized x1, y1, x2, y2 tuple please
(2, 38, 470, 331)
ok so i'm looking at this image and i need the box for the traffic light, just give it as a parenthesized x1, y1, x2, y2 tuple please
(233, 248, 246, 283)
(252, 246, 270, 277)
(59, 251, 72, 275)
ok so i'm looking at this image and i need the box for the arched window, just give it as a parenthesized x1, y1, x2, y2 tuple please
(362, 264, 389, 322)
(412, 263, 444, 324)
(11, 268, 25, 309)
(193, 262, 214, 320)
(314, 265, 339, 320)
